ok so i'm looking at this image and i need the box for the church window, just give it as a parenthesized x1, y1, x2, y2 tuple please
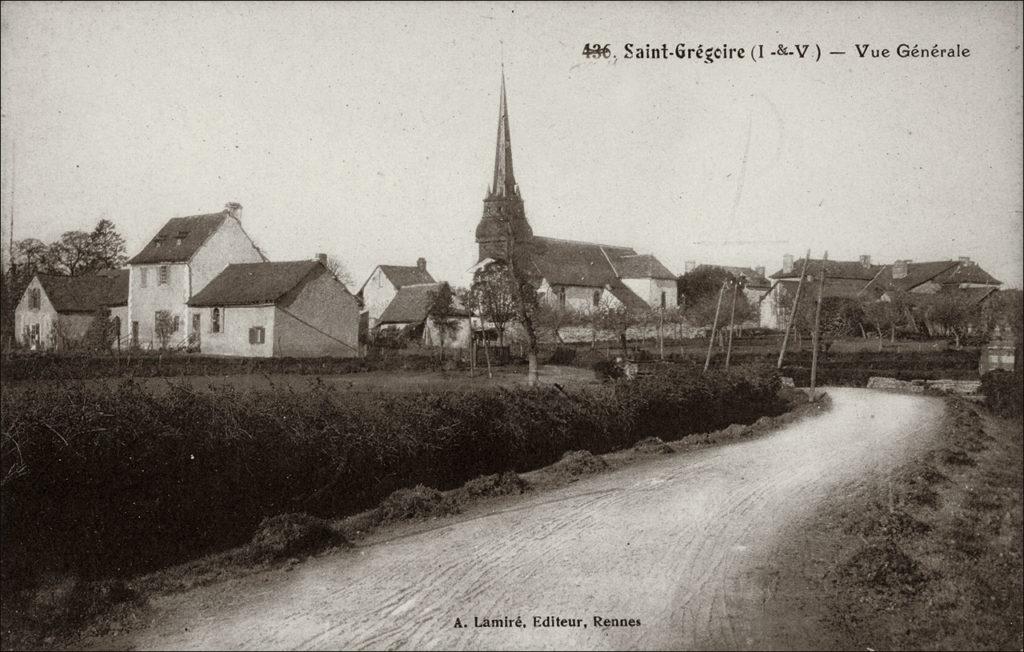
(557, 287, 566, 308)
(593, 290, 601, 307)
(661, 291, 666, 309)
(28, 288, 41, 309)
(212, 308, 222, 333)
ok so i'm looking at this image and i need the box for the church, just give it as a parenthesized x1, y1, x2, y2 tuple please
(470, 71, 677, 314)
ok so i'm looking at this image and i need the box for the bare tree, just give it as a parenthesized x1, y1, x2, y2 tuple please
(324, 255, 355, 289)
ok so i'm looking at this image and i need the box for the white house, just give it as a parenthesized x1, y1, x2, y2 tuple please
(357, 258, 435, 329)
(126, 202, 265, 349)
(187, 258, 360, 357)
(14, 270, 128, 350)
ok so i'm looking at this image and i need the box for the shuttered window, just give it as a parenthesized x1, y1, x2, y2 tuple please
(249, 326, 265, 345)
(158, 266, 170, 285)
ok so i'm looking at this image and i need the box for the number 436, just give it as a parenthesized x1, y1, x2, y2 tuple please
(583, 43, 612, 58)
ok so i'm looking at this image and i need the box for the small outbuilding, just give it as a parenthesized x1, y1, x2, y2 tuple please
(187, 259, 360, 357)
(375, 282, 473, 350)
(14, 270, 128, 351)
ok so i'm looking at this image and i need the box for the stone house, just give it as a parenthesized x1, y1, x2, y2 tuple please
(187, 259, 360, 357)
(126, 202, 265, 349)
(14, 269, 128, 350)
(357, 258, 435, 329)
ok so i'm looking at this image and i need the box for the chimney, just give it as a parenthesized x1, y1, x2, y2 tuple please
(684, 260, 697, 274)
(224, 202, 242, 221)
(859, 254, 872, 269)
(417, 257, 427, 272)
(782, 254, 794, 275)
(958, 256, 972, 266)
(755, 266, 765, 279)
(316, 253, 327, 265)
(893, 259, 909, 280)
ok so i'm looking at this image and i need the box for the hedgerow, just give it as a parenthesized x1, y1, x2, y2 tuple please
(0, 365, 784, 595)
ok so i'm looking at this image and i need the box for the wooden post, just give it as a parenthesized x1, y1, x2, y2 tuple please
(703, 280, 728, 372)
(658, 308, 665, 360)
(724, 279, 740, 368)
(810, 252, 828, 393)
(777, 249, 811, 369)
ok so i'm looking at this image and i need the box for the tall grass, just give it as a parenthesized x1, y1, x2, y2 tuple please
(1, 365, 783, 593)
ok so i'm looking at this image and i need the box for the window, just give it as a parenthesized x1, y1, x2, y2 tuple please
(249, 326, 265, 345)
(158, 265, 169, 285)
(172, 315, 180, 332)
(140, 268, 148, 288)
(211, 308, 222, 333)
(30, 323, 40, 346)
(112, 316, 121, 339)
(557, 287, 566, 308)
(28, 288, 41, 309)
(131, 321, 139, 346)
(593, 290, 601, 308)
(660, 291, 666, 309)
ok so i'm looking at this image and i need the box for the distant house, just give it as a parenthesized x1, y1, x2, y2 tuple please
(375, 282, 473, 349)
(358, 258, 435, 329)
(187, 259, 360, 357)
(761, 254, 1002, 330)
(14, 269, 128, 350)
(127, 202, 265, 349)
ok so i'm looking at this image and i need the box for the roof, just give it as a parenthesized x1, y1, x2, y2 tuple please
(610, 253, 676, 280)
(128, 212, 228, 265)
(35, 270, 129, 313)
(865, 260, 1002, 293)
(188, 261, 323, 307)
(776, 277, 876, 300)
(607, 281, 651, 313)
(693, 264, 771, 288)
(900, 285, 999, 307)
(530, 236, 634, 288)
(770, 258, 883, 281)
(377, 283, 471, 325)
(378, 264, 435, 288)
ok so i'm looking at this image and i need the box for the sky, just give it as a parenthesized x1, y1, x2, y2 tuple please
(1, 1, 1021, 289)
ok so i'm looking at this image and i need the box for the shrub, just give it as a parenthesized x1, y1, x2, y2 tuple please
(592, 359, 623, 381)
(461, 472, 530, 497)
(374, 485, 462, 524)
(981, 369, 1023, 417)
(0, 364, 786, 600)
(551, 450, 609, 478)
(245, 513, 348, 562)
(546, 347, 577, 365)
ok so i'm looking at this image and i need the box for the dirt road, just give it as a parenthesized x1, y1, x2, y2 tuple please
(108, 388, 944, 650)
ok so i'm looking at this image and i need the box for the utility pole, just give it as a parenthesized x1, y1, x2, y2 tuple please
(809, 252, 828, 394)
(777, 249, 811, 369)
(703, 279, 728, 372)
(724, 278, 741, 369)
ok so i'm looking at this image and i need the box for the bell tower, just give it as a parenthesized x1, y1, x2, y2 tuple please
(475, 68, 533, 263)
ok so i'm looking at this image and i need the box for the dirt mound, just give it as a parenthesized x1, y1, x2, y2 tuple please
(552, 450, 609, 478)
(461, 472, 531, 497)
(842, 540, 931, 594)
(633, 437, 674, 455)
(375, 485, 462, 524)
(247, 513, 349, 562)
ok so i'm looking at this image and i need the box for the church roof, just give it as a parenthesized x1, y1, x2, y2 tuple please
(489, 68, 518, 199)
(129, 212, 229, 265)
(530, 236, 635, 288)
(611, 253, 676, 280)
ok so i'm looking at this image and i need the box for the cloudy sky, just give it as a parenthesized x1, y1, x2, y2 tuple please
(1, 1, 1021, 288)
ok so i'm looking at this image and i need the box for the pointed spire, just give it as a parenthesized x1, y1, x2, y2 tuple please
(490, 67, 518, 198)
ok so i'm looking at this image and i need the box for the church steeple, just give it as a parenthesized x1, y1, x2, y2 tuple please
(475, 68, 532, 263)
(490, 68, 518, 198)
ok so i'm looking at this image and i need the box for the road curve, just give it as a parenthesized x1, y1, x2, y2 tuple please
(111, 388, 945, 651)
